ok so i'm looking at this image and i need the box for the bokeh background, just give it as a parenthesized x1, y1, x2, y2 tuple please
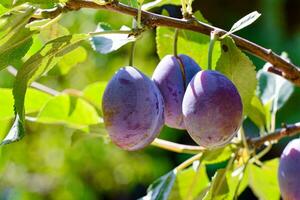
(0, 0, 299, 199)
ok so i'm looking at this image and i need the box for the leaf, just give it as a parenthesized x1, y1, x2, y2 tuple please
(156, 26, 221, 70)
(201, 146, 234, 164)
(0, 88, 52, 120)
(216, 37, 257, 116)
(203, 169, 229, 200)
(257, 64, 294, 111)
(83, 82, 107, 111)
(57, 46, 87, 75)
(10, 34, 89, 144)
(140, 170, 176, 200)
(0, 7, 36, 70)
(248, 159, 280, 200)
(247, 95, 267, 129)
(224, 11, 261, 37)
(142, 0, 181, 10)
(36, 94, 100, 129)
(1, 114, 24, 145)
(90, 24, 135, 54)
(169, 165, 209, 200)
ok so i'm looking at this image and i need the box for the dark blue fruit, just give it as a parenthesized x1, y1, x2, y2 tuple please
(278, 138, 300, 200)
(152, 54, 201, 129)
(182, 70, 243, 148)
(102, 66, 164, 151)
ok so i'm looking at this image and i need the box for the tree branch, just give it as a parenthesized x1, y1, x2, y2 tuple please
(55, 0, 300, 86)
(248, 122, 300, 148)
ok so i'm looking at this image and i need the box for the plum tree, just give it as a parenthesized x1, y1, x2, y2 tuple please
(152, 54, 201, 129)
(182, 70, 243, 148)
(278, 138, 300, 200)
(102, 66, 164, 151)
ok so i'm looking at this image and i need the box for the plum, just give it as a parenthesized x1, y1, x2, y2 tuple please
(182, 70, 243, 148)
(102, 66, 164, 151)
(278, 138, 300, 200)
(152, 54, 201, 129)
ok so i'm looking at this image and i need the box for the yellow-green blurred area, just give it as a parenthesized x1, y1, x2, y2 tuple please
(0, 0, 299, 199)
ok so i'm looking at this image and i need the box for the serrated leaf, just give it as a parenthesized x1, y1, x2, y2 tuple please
(216, 37, 257, 116)
(140, 170, 176, 200)
(57, 46, 87, 75)
(203, 169, 229, 200)
(169, 165, 209, 200)
(0, 7, 36, 70)
(36, 94, 100, 129)
(156, 26, 221, 70)
(248, 159, 280, 200)
(91, 24, 135, 54)
(225, 11, 261, 37)
(142, 0, 181, 10)
(10, 34, 88, 144)
(247, 95, 266, 129)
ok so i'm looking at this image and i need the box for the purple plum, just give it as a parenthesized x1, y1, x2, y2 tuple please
(152, 54, 201, 129)
(102, 66, 164, 151)
(182, 70, 243, 148)
(278, 138, 300, 200)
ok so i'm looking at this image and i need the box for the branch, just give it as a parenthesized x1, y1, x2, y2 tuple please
(52, 0, 300, 87)
(248, 122, 300, 148)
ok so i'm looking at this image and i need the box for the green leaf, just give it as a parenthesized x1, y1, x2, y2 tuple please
(36, 94, 100, 129)
(57, 46, 87, 75)
(216, 37, 257, 116)
(10, 34, 89, 144)
(156, 26, 221, 70)
(169, 165, 209, 200)
(224, 11, 261, 37)
(91, 24, 135, 54)
(142, 0, 181, 10)
(226, 164, 249, 199)
(247, 95, 267, 129)
(0, 7, 36, 70)
(0, 88, 52, 120)
(202, 146, 234, 164)
(140, 170, 176, 200)
(1, 114, 23, 145)
(257, 63, 294, 112)
(248, 159, 280, 200)
(203, 169, 229, 200)
(83, 82, 107, 111)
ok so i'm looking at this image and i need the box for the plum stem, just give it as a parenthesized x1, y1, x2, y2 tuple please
(129, 41, 136, 66)
(151, 138, 205, 154)
(207, 31, 218, 70)
(173, 28, 179, 57)
(175, 152, 202, 172)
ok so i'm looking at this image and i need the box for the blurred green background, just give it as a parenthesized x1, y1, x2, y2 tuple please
(0, 0, 299, 199)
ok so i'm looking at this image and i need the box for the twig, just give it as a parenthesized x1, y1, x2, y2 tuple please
(151, 138, 205, 154)
(248, 122, 300, 148)
(51, 0, 300, 86)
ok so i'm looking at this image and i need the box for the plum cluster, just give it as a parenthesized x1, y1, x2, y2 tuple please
(102, 54, 243, 150)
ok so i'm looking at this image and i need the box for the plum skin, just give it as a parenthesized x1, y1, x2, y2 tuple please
(152, 54, 201, 129)
(102, 66, 164, 151)
(278, 138, 300, 200)
(182, 70, 243, 148)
